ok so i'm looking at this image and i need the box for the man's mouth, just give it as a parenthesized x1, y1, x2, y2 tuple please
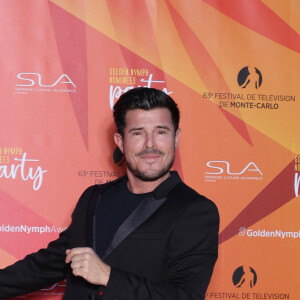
(140, 154, 161, 159)
(136, 149, 164, 157)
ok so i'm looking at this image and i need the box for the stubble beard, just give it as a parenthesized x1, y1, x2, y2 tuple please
(126, 150, 175, 182)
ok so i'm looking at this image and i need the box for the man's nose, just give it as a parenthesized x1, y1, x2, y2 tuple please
(145, 133, 156, 148)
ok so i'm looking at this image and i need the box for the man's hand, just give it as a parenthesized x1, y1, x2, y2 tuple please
(65, 247, 111, 286)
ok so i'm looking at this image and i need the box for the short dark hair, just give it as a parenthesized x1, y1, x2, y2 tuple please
(113, 87, 180, 136)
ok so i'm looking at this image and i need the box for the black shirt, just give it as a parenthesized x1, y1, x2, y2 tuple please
(95, 179, 151, 258)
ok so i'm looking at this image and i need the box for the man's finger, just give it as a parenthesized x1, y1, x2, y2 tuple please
(65, 247, 92, 263)
(71, 265, 88, 278)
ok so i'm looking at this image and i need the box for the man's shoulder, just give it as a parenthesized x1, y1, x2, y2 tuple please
(73, 176, 127, 211)
(172, 181, 218, 211)
(170, 182, 220, 233)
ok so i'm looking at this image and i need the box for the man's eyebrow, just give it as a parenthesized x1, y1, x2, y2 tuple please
(156, 125, 171, 130)
(128, 125, 171, 133)
(128, 127, 144, 133)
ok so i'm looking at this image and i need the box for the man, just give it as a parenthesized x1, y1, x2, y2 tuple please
(0, 87, 219, 299)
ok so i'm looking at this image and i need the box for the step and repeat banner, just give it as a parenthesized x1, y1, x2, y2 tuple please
(0, 0, 299, 299)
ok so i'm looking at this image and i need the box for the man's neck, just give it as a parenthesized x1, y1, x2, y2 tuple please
(126, 172, 170, 194)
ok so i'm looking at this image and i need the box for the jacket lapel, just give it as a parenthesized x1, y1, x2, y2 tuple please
(85, 177, 126, 249)
(90, 171, 181, 260)
(102, 195, 167, 260)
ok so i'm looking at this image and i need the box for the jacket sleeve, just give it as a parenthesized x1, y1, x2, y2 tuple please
(0, 227, 69, 298)
(101, 198, 219, 300)
(0, 186, 93, 299)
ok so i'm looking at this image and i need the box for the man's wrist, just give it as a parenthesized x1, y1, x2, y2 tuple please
(101, 265, 111, 286)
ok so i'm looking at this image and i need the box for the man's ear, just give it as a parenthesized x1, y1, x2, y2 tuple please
(175, 128, 181, 149)
(114, 133, 124, 153)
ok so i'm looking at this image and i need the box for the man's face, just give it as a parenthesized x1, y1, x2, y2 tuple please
(114, 108, 180, 182)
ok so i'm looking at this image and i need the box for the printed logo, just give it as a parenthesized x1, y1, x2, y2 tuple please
(204, 161, 263, 182)
(0, 224, 67, 235)
(239, 227, 246, 236)
(109, 69, 173, 110)
(203, 66, 295, 111)
(41, 281, 66, 291)
(15, 73, 76, 94)
(0, 147, 47, 191)
(28, 280, 66, 296)
(233, 266, 257, 288)
(77, 168, 124, 184)
(238, 227, 300, 240)
(207, 265, 290, 299)
(294, 155, 300, 197)
(237, 67, 262, 89)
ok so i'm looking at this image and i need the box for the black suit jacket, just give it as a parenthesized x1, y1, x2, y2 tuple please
(0, 172, 219, 300)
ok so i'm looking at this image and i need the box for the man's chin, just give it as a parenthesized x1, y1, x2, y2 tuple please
(131, 168, 170, 182)
(127, 157, 175, 182)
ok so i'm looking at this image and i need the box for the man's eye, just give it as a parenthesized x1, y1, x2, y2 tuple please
(158, 130, 166, 134)
(133, 131, 141, 135)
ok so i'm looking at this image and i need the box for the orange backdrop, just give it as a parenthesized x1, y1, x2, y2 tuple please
(0, 0, 299, 299)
